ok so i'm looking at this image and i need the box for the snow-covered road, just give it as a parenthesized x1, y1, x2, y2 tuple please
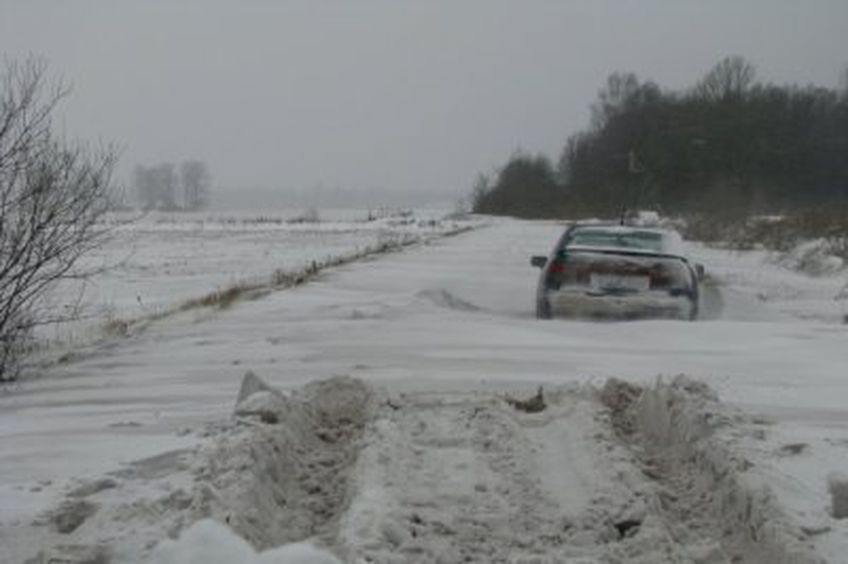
(2, 218, 847, 562)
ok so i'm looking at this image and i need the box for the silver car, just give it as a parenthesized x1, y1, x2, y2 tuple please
(531, 224, 703, 320)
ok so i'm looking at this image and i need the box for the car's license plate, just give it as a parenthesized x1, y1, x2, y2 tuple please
(590, 273, 649, 292)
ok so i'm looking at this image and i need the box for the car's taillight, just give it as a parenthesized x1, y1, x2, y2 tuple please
(544, 258, 565, 288)
(546, 259, 590, 286)
(648, 264, 687, 290)
(547, 259, 565, 275)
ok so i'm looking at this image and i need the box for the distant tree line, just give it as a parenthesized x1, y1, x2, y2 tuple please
(473, 56, 848, 218)
(133, 160, 211, 211)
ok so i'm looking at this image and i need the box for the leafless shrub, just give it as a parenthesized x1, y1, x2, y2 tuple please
(101, 317, 129, 338)
(682, 207, 848, 259)
(679, 212, 756, 248)
(180, 284, 251, 311)
(0, 58, 117, 380)
(287, 207, 320, 224)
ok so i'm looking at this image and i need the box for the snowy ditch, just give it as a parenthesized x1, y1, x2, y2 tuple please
(22, 373, 828, 563)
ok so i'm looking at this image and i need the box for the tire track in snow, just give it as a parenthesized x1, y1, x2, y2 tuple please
(337, 389, 673, 562)
(335, 381, 823, 563)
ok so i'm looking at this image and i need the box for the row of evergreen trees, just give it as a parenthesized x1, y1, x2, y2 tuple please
(473, 56, 848, 219)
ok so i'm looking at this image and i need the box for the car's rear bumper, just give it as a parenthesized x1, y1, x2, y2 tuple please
(546, 288, 693, 320)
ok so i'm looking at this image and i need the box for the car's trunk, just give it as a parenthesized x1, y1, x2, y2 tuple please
(544, 249, 695, 319)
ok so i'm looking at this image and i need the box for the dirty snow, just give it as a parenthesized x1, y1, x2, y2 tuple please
(1, 215, 847, 563)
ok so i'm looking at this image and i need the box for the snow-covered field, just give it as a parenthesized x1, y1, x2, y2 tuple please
(41, 209, 463, 343)
(2, 216, 847, 563)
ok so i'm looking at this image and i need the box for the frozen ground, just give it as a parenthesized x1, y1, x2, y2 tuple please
(1, 217, 847, 562)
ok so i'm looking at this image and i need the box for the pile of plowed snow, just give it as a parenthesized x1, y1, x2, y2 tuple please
(21, 373, 372, 563)
(22, 374, 827, 563)
(603, 376, 824, 563)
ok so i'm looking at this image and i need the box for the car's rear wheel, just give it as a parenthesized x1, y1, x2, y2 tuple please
(536, 298, 552, 320)
(688, 298, 699, 321)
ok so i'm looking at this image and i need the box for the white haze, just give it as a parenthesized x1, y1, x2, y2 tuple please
(1, 0, 847, 208)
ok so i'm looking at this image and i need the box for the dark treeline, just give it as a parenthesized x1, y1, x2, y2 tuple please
(473, 56, 848, 219)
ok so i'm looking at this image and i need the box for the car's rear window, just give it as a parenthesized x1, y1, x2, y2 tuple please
(566, 229, 664, 252)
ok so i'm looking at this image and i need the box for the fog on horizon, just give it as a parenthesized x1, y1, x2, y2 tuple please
(1, 0, 846, 209)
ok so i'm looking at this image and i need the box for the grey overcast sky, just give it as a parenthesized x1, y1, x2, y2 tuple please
(1, 1, 847, 205)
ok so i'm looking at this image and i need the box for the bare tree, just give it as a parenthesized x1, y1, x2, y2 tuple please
(470, 172, 490, 212)
(591, 72, 641, 130)
(841, 66, 848, 98)
(152, 162, 177, 210)
(180, 159, 211, 210)
(133, 164, 157, 210)
(133, 162, 178, 210)
(0, 58, 116, 380)
(695, 55, 756, 102)
(135, 161, 209, 211)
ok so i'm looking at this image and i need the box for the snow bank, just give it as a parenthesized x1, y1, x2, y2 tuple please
(616, 376, 825, 563)
(773, 238, 845, 276)
(181, 374, 373, 551)
(149, 519, 341, 564)
(16, 374, 371, 563)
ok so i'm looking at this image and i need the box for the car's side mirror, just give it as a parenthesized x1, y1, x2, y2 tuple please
(695, 263, 705, 280)
(531, 256, 547, 268)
